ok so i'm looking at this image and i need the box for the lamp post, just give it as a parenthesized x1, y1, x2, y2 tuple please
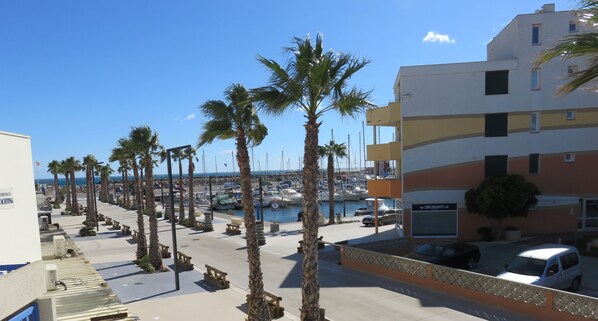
(167, 144, 191, 291)
(94, 162, 104, 231)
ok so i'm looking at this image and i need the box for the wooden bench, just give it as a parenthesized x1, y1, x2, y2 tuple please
(98, 213, 105, 221)
(105, 217, 113, 225)
(112, 220, 121, 230)
(225, 223, 241, 235)
(132, 230, 139, 242)
(158, 243, 171, 258)
(194, 221, 205, 231)
(176, 251, 193, 271)
(203, 264, 230, 289)
(246, 290, 284, 319)
(297, 236, 324, 253)
(121, 224, 131, 235)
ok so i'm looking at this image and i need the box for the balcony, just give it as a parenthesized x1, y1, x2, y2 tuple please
(366, 142, 402, 161)
(366, 102, 401, 127)
(367, 179, 402, 199)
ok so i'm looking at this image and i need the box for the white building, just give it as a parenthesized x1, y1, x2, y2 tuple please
(367, 4, 598, 239)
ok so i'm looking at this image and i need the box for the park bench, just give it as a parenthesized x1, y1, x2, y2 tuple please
(132, 230, 139, 242)
(158, 243, 171, 258)
(297, 236, 324, 253)
(112, 220, 121, 230)
(121, 224, 131, 235)
(105, 217, 113, 225)
(98, 213, 105, 221)
(203, 264, 230, 289)
(246, 290, 284, 319)
(225, 223, 241, 235)
(176, 251, 193, 271)
(194, 221, 205, 231)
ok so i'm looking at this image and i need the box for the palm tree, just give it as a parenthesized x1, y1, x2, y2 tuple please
(112, 138, 148, 260)
(47, 160, 61, 207)
(252, 33, 371, 320)
(535, 0, 598, 94)
(82, 154, 98, 224)
(98, 164, 113, 203)
(184, 147, 198, 227)
(318, 141, 347, 225)
(59, 160, 71, 210)
(172, 149, 186, 224)
(130, 126, 163, 270)
(64, 157, 82, 214)
(198, 84, 269, 321)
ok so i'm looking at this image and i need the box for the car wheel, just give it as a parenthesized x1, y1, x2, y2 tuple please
(570, 277, 581, 292)
(378, 220, 384, 226)
(466, 257, 477, 269)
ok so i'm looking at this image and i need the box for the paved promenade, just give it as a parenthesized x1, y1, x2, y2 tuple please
(53, 199, 539, 321)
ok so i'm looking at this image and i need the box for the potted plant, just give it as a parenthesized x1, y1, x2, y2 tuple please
(505, 226, 521, 241)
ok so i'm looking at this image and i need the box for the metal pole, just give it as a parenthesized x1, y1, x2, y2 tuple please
(209, 176, 214, 220)
(161, 178, 165, 209)
(259, 178, 263, 223)
(167, 144, 190, 291)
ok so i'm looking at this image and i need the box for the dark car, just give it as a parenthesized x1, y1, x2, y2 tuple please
(362, 209, 401, 226)
(405, 242, 481, 269)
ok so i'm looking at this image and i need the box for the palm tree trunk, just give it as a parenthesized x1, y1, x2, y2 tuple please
(188, 159, 196, 227)
(64, 173, 71, 209)
(53, 174, 60, 205)
(178, 159, 185, 223)
(236, 132, 270, 321)
(132, 161, 148, 260)
(145, 156, 162, 270)
(327, 154, 335, 224)
(70, 170, 78, 213)
(301, 115, 321, 321)
(124, 170, 130, 208)
(86, 166, 92, 223)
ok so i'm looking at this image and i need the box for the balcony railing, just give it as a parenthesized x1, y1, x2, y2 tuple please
(366, 102, 401, 127)
(366, 142, 402, 161)
(367, 179, 402, 199)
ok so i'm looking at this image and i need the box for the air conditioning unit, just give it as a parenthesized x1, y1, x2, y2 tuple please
(46, 264, 58, 291)
(53, 235, 66, 258)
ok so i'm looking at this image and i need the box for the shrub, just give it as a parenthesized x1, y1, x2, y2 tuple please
(133, 255, 155, 273)
(156, 211, 163, 218)
(180, 218, 189, 226)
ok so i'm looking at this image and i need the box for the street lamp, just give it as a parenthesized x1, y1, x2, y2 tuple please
(94, 162, 104, 232)
(167, 144, 191, 291)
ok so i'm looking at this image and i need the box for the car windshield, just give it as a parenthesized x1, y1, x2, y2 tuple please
(506, 257, 547, 276)
(416, 244, 444, 257)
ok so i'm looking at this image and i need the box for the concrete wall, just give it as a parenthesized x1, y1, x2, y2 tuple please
(0, 260, 47, 320)
(0, 131, 42, 264)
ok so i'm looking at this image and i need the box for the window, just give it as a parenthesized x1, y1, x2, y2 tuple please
(568, 65, 578, 77)
(485, 113, 508, 137)
(529, 154, 539, 175)
(531, 68, 541, 90)
(530, 112, 540, 133)
(560, 252, 579, 270)
(565, 153, 575, 162)
(569, 21, 578, 33)
(566, 110, 576, 120)
(546, 259, 560, 276)
(532, 24, 542, 45)
(485, 70, 509, 95)
(485, 155, 508, 178)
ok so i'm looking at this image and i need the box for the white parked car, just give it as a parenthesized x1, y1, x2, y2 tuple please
(497, 244, 582, 291)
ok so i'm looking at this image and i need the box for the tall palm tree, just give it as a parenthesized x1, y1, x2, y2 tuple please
(184, 147, 198, 227)
(172, 149, 186, 223)
(199, 84, 269, 321)
(112, 138, 148, 259)
(318, 141, 347, 225)
(59, 160, 71, 210)
(535, 0, 598, 94)
(82, 154, 98, 224)
(252, 33, 371, 320)
(64, 157, 82, 214)
(47, 160, 61, 206)
(98, 164, 113, 202)
(130, 126, 163, 270)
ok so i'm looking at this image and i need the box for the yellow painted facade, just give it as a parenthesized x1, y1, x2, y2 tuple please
(365, 102, 401, 127)
(402, 115, 484, 148)
(366, 142, 401, 161)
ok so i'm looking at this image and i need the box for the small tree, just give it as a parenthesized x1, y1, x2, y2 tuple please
(465, 174, 540, 239)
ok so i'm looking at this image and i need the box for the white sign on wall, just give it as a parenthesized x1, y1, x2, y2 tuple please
(0, 188, 15, 210)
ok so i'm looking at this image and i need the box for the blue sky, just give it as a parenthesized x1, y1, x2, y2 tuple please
(1, 0, 576, 179)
